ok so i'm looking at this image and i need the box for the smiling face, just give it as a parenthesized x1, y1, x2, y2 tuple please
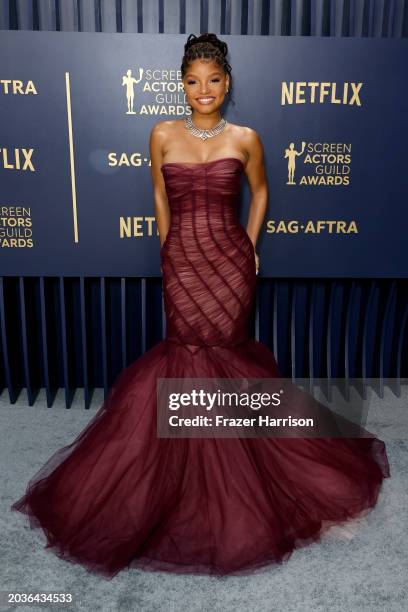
(182, 58, 229, 115)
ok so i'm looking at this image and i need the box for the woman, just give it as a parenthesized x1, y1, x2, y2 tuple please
(11, 33, 390, 579)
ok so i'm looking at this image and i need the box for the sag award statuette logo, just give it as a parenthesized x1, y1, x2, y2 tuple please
(284, 142, 306, 185)
(283, 141, 352, 186)
(120, 66, 185, 116)
(122, 68, 144, 114)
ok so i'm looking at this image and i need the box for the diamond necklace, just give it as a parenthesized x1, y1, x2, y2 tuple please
(184, 115, 227, 141)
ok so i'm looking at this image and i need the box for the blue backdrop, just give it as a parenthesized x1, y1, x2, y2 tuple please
(0, 4, 407, 407)
(1, 31, 407, 277)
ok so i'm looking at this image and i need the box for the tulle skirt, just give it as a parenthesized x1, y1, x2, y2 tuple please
(11, 337, 390, 579)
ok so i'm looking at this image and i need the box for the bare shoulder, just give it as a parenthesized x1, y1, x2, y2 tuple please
(227, 122, 261, 140)
(149, 120, 184, 164)
(243, 127, 264, 165)
(241, 126, 263, 150)
(150, 119, 183, 138)
(227, 123, 264, 162)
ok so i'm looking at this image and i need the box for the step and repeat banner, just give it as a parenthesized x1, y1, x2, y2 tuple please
(0, 31, 407, 277)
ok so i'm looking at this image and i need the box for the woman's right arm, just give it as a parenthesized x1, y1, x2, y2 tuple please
(149, 122, 170, 248)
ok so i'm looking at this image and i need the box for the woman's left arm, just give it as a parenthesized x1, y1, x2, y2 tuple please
(243, 128, 268, 273)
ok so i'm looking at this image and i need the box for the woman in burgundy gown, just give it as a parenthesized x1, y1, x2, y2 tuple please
(11, 33, 389, 579)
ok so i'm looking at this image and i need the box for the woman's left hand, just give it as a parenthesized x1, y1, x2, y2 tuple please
(254, 251, 259, 275)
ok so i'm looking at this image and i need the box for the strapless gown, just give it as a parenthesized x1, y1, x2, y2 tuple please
(11, 157, 390, 579)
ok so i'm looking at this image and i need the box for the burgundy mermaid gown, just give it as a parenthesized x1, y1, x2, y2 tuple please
(11, 157, 390, 579)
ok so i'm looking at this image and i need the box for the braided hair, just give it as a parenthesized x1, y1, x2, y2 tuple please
(181, 33, 234, 105)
